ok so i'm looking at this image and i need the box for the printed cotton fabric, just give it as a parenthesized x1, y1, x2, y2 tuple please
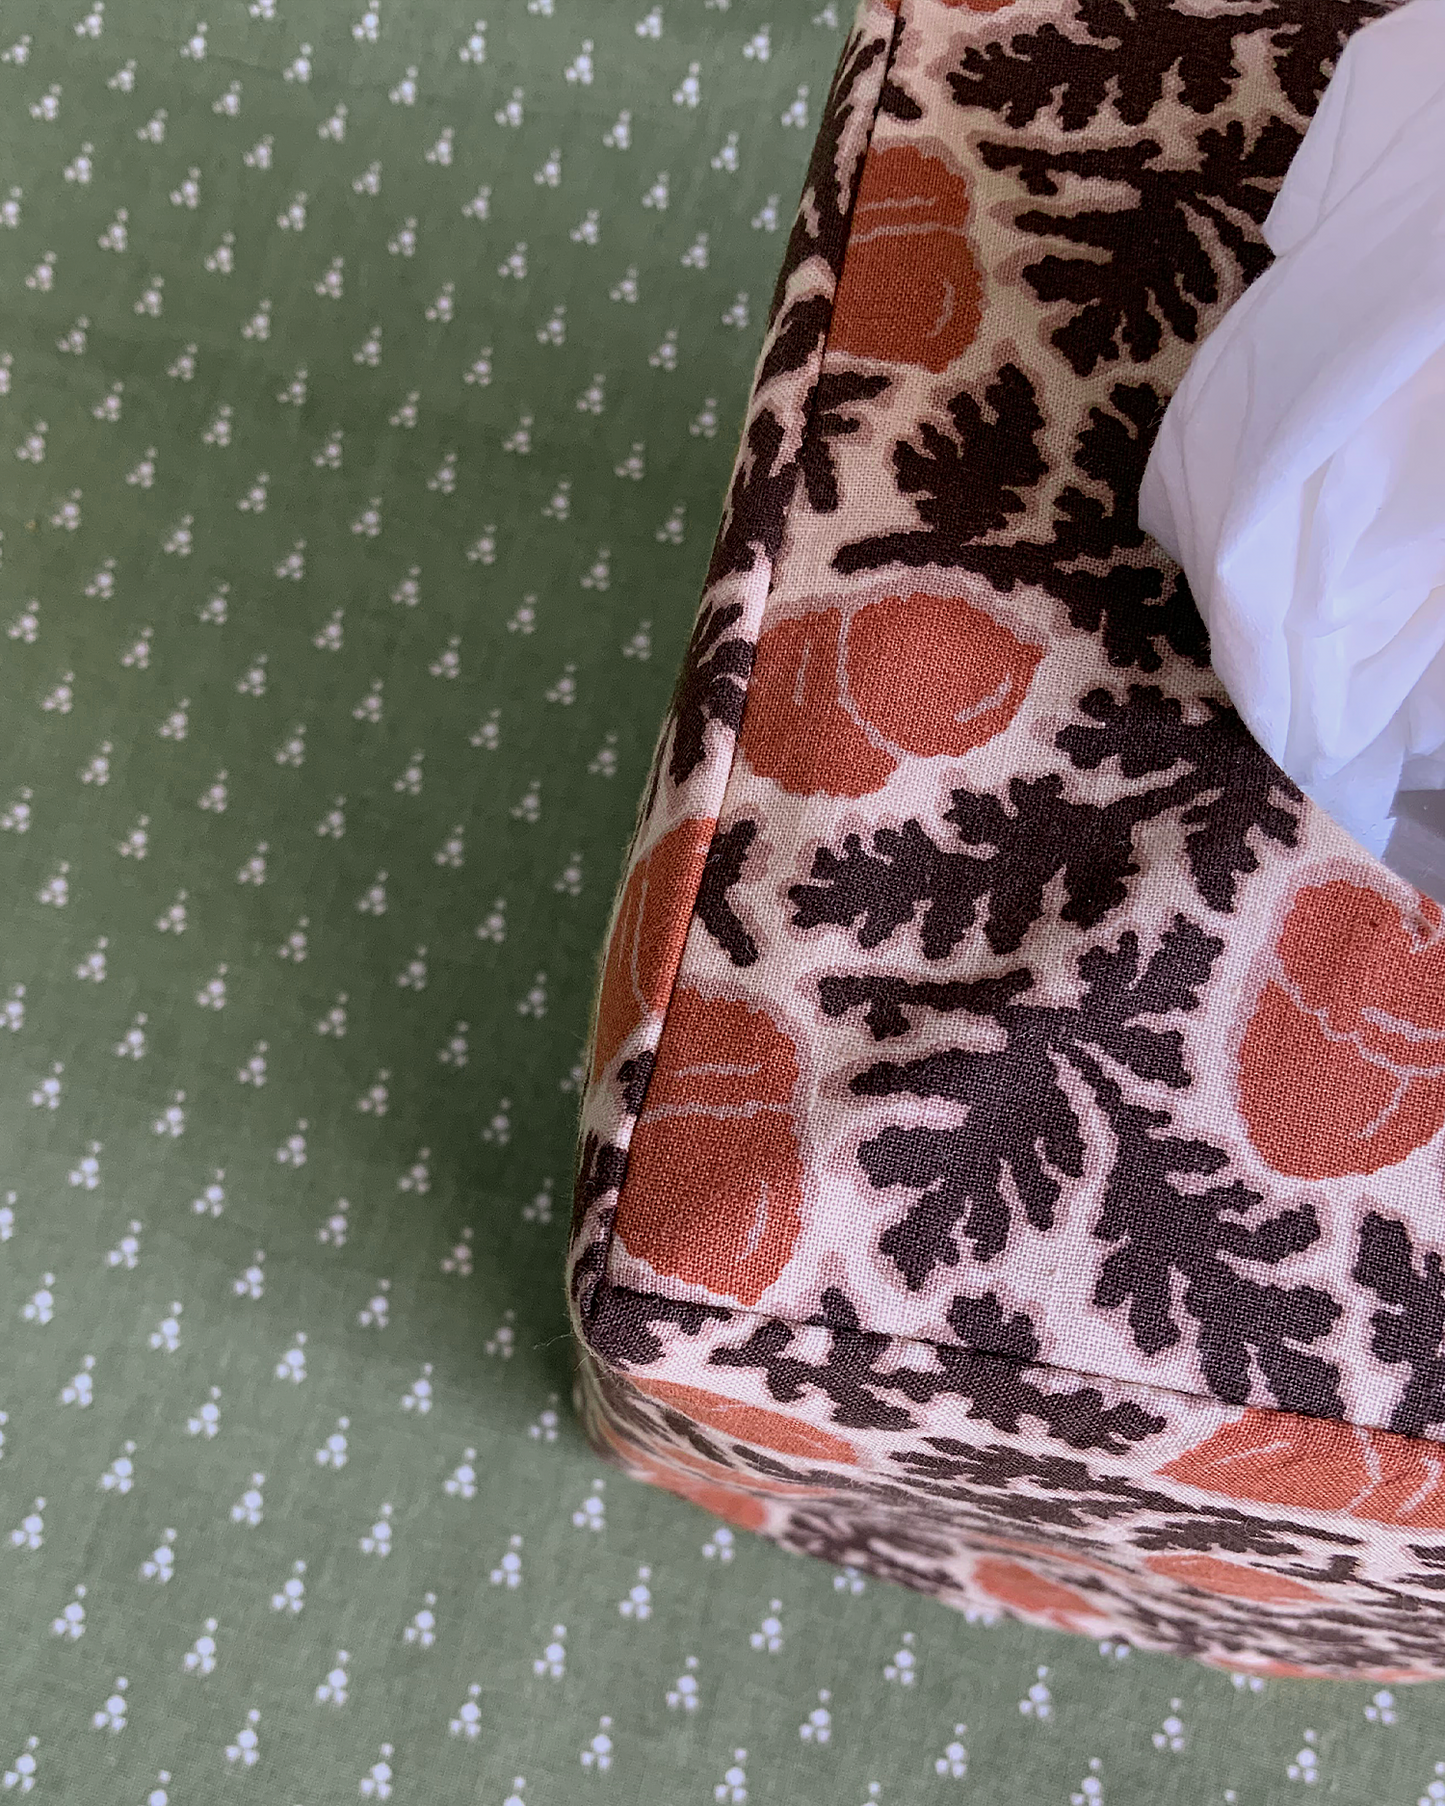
(569, 0, 1445, 1682)
(6, 0, 1445, 1799)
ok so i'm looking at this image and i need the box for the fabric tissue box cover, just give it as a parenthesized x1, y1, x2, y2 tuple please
(567, 0, 1445, 1682)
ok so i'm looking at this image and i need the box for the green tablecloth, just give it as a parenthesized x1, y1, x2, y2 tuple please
(0, 1, 1440, 1800)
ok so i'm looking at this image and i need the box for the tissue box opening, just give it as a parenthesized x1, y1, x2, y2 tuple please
(1385, 790, 1445, 905)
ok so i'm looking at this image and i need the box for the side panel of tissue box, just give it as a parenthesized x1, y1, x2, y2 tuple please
(568, 0, 1445, 1681)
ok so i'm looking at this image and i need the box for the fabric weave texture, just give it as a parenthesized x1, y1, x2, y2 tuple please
(569, 0, 1445, 1686)
(4, 0, 1445, 1800)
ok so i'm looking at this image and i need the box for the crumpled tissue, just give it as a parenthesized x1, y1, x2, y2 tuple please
(1138, 0, 1445, 855)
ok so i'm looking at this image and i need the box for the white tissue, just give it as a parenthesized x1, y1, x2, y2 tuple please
(1137, 0, 1445, 856)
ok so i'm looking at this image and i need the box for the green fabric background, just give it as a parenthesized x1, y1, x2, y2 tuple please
(1, 0, 1442, 1799)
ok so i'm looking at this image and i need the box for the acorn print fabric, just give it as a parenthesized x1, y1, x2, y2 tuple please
(569, 0, 1445, 1684)
(7, 0, 1445, 1799)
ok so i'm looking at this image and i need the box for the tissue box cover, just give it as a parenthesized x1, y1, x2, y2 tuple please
(567, 0, 1445, 1680)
